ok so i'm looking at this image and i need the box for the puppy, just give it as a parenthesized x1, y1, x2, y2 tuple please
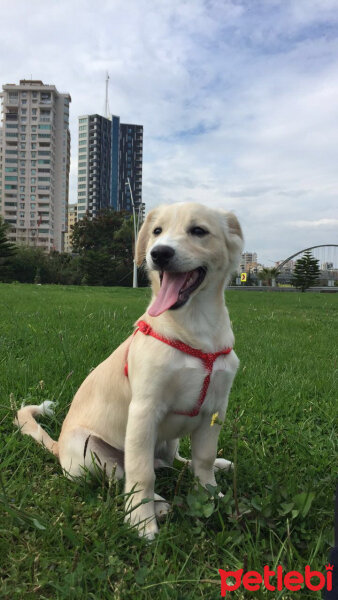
(15, 202, 243, 539)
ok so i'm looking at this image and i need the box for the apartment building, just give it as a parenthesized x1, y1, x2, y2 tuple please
(0, 80, 71, 251)
(240, 251, 258, 272)
(77, 114, 143, 219)
(64, 203, 78, 253)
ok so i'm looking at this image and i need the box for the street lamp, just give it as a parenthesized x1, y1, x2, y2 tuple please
(126, 178, 143, 288)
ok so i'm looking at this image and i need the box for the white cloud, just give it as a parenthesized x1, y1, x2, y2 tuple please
(290, 219, 338, 228)
(0, 0, 337, 264)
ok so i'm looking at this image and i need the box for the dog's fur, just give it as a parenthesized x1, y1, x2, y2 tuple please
(15, 202, 243, 539)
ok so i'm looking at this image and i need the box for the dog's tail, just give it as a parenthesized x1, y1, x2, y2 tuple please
(14, 401, 59, 457)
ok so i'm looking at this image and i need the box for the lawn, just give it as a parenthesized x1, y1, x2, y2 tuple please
(0, 283, 336, 599)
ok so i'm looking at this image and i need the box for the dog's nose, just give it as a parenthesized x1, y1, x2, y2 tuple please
(150, 245, 175, 268)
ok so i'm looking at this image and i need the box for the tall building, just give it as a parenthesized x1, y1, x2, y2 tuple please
(76, 114, 143, 219)
(240, 252, 258, 272)
(64, 203, 78, 253)
(0, 80, 71, 251)
(119, 122, 143, 213)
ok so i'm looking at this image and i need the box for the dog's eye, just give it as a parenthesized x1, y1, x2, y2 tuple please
(153, 227, 162, 236)
(189, 226, 209, 237)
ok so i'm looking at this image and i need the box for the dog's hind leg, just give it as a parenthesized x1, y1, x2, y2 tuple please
(58, 427, 124, 480)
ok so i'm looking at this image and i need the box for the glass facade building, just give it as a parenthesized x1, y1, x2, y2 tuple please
(77, 114, 143, 218)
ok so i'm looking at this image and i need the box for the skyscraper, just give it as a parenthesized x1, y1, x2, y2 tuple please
(76, 114, 143, 219)
(0, 80, 71, 251)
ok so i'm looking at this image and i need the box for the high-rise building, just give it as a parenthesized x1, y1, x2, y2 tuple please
(0, 80, 71, 251)
(64, 203, 78, 253)
(119, 123, 143, 213)
(76, 114, 143, 219)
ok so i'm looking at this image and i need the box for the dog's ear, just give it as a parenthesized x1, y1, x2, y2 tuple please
(135, 208, 158, 266)
(218, 210, 244, 272)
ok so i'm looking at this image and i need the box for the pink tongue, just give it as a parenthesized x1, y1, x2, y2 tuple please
(148, 271, 188, 317)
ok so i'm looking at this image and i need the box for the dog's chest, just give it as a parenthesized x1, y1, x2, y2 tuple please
(158, 353, 238, 438)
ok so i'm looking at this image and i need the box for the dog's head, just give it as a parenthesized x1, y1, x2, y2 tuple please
(136, 202, 243, 316)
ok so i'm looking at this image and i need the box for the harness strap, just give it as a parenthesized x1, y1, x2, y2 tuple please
(124, 320, 232, 417)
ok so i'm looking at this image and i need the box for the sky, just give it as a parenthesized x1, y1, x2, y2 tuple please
(1, 0, 338, 264)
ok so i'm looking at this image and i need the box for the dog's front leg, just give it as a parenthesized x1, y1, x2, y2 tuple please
(191, 417, 222, 488)
(124, 400, 158, 540)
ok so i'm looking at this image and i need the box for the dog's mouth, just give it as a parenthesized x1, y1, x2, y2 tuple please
(148, 267, 207, 317)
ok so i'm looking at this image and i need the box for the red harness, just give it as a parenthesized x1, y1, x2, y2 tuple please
(124, 320, 232, 417)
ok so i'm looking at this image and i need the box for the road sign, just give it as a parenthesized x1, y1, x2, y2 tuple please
(241, 273, 247, 282)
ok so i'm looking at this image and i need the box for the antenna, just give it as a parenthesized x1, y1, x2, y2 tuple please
(104, 72, 111, 119)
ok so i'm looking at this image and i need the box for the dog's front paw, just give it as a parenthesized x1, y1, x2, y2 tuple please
(125, 504, 158, 540)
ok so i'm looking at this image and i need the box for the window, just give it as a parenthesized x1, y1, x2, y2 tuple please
(31, 170, 36, 175)
(38, 124, 51, 130)
(32, 125, 37, 131)
(78, 176, 86, 181)
(5, 176, 18, 181)
(79, 133, 87, 138)
(31, 144, 37, 149)
(31, 135, 37, 141)
(31, 201, 36, 206)
(20, 203, 25, 209)
(31, 187, 36, 192)
(79, 125, 87, 131)
(78, 184, 86, 189)
(20, 169, 25, 175)
(31, 178, 36, 183)
(20, 143, 26, 149)
(79, 140, 87, 146)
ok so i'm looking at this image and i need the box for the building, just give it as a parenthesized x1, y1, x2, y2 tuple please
(76, 114, 143, 219)
(118, 122, 143, 213)
(240, 252, 258, 272)
(0, 80, 71, 251)
(64, 203, 78, 253)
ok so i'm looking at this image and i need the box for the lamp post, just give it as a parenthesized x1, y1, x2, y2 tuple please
(126, 178, 143, 288)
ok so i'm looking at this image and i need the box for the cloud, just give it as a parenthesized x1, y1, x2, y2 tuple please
(290, 219, 338, 228)
(0, 0, 337, 264)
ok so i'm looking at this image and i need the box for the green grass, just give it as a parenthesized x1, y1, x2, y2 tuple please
(0, 283, 336, 599)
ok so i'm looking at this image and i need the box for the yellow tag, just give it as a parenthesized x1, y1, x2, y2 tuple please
(241, 273, 247, 282)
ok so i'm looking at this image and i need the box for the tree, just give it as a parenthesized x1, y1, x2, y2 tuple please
(292, 250, 320, 292)
(0, 217, 17, 281)
(71, 210, 135, 286)
(260, 267, 278, 286)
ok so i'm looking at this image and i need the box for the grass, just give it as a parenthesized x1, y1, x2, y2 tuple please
(0, 283, 336, 599)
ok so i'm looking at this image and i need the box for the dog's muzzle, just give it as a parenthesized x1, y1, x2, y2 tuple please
(150, 245, 175, 270)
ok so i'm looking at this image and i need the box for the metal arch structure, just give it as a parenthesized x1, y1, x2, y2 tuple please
(276, 244, 338, 273)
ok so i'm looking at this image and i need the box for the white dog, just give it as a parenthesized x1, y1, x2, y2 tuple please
(15, 202, 243, 539)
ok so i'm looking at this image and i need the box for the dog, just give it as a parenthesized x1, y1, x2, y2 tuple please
(15, 202, 243, 539)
